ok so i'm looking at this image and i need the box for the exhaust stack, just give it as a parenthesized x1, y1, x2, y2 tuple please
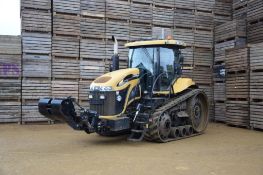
(111, 36, 119, 71)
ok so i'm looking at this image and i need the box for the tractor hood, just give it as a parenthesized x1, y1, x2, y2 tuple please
(90, 68, 140, 91)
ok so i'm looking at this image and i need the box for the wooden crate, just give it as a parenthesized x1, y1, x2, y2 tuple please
(106, 0, 130, 20)
(130, 23, 152, 41)
(247, 21, 263, 44)
(195, 0, 215, 12)
(181, 47, 193, 65)
(53, 13, 80, 36)
(233, 0, 247, 20)
(0, 79, 21, 100)
(174, 28, 194, 46)
(175, 0, 195, 10)
(153, 27, 173, 40)
(21, 0, 51, 10)
(52, 57, 80, 79)
(193, 66, 212, 85)
(214, 38, 246, 63)
(247, 0, 263, 23)
(131, 2, 152, 24)
(214, 14, 232, 26)
(22, 100, 49, 122)
(0, 101, 21, 123)
(0, 35, 21, 55)
(214, 82, 225, 101)
(214, 101, 226, 122)
(79, 80, 92, 107)
(181, 67, 193, 78)
(22, 32, 51, 54)
(198, 84, 213, 103)
(194, 47, 213, 67)
(249, 43, 263, 71)
(53, 0, 80, 14)
(233, 0, 247, 10)
(80, 17, 105, 39)
(174, 9, 195, 29)
(226, 100, 249, 127)
(226, 71, 249, 99)
(215, 20, 247, 43)
(52, 36, 79, 58)
(80, 59, 105, 80)
(214, 0, 232, 17)
(250, 71, 263, 100)
(80, 39, 105, 60)
(154, 0, 174, 8)
(23, 54, 51, 78)
(21, 9, 51, 32)
(195, 11, 214, 30)
(153, 6, 174, 27)
(106, 19, 129, 41)
(0, 54, 21, 78)
(52, 80, 79, 100)
(225, 47, 249, 72)
(22, 78, 51, 100)
(81, 0, 105, 18)
(250, 101, 263, 130)
(194, 30, 213, 48)
(106, 40, 129, 61)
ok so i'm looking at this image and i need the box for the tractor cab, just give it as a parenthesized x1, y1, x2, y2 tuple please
(125, 40, 187, 94)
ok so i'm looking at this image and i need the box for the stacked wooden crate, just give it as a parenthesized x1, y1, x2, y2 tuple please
(213, 19, 246, 122)
(225, 47, 249, 127)
(247, 0, 263, 44)
(80, 0, 106, 108)
(214, 0, 232, 26)
(233, 0, 247, 20)
(52, 0, 80, 105)
(21, 0, 52, 123)
(249, 43, 263, 129)
(0, 36, 21, 123)
(105, 0, 130, 70)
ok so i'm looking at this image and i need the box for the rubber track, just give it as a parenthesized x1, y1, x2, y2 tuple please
(144, 89, 204, 143)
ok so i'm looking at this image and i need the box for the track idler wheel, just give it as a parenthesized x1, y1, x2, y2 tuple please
(158, 113, 172, 140)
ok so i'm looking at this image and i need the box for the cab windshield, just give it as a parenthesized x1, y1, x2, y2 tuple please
(129, 46, 180, 91)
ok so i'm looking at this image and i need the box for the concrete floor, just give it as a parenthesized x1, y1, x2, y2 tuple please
(0, 123, 262, 175)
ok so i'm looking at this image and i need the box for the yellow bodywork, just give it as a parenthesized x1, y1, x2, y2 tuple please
(125, 40, 186, 48)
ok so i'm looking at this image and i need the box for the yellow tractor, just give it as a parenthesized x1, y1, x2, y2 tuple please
(39, 37, 209, 142)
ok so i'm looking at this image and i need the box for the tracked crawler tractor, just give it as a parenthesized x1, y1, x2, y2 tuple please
(39, 37, 209, 143)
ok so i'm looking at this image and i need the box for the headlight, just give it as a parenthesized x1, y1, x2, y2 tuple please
(116, 95, 122, 102)
(88, 94, 93, 99)
(99, 94, 106, 100)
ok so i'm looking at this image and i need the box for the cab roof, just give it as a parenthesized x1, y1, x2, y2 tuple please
(125, 40, 187, 48)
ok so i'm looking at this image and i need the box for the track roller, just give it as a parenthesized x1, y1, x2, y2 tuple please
(178, 126, 186, 137)
(170, 127, 180, 138)
(185, 125, 194, 136)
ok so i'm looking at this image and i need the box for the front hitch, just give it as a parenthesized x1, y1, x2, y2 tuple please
(38, 97, 98, 132)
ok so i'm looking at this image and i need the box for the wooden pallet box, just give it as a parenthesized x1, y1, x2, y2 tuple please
(106, 20, 129, 41)
(181, 47, 193, 65)
(22, 100, 49, 122)
(53, 13, 80, 36)
(214, 14, 232, 26)
(194, 30, 213, 48)
(154, 0, 174, 8)
(0, 101, 21, 123)
(215, 20, 247, 43)
(153, 6, 174, 27)
(181, 67, 193, 78)
(80, 17, 105, 39)
(174, 9, 195, 29)
(249, 43, 263, 70)
(106, 0, 130, 20)
(214, 82, 225, 101)
(174, 28, 194, 46)
(250, 101, 263, 130)
(153, 27, 173, 39)
(80, 60, 105, 80)
(174, 0, 195, 10)
(22, 54, 51, 78)
(80, 39, 105, 60)
(52, 36, 80, 58)
(0, 54, 21, 78)
(214, 101, 226, 122)
(52, 80, 79, 100)
(21, 0, 51, 10)
(0, 79, 21, 100)
(247, 0, 263, 23)
(226, 100, 249, 127)
(225, 47, 249, 72)
(81, 0, 105, 18)
(199, 84, 213, 103)
(195, 0, 215, 12)
(195, 11, 214, 30)
(194, 48, 213, 67)
(0, 35, 21, 55)
(233, 0, 247, 20)
(226, 71, 249, 99)
(52, 58, 80, 79)
(250, 71, 263, 100)
(247, 21, 263, 44)
(130, 23, 152, 41)
(22, 32, 51, 54)
(22, 78, 51, 100)
(131, 2, 152, 24)
(233, 0, 247, 10)
(53, 0, 80, 14)
(214, 0, 232, 17)
(21, 9, 51, 32)
(193, 66, 213, 85)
